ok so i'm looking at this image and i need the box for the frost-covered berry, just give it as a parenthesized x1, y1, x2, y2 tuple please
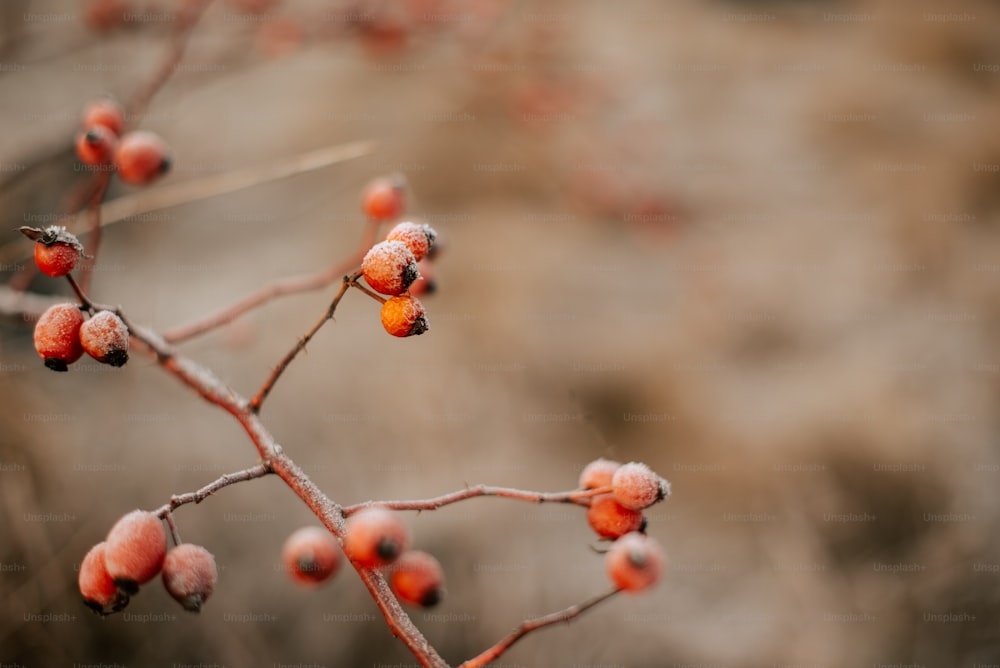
(605, 532, 665, 593)
(115, 131, 171, 185)
(21, 225, 85, 278)
(389, 550, 444, 607)
(380, 295, 428, 338)
(104, 510, 167, 593)
(579, 458, 621, 490)
(33, 302, 85, 371)
(586, 494, 645, 539)
(386, 221, 436, 262)
(79, 542, 129, 615)
(162, 544, 218, 612)
(344, 508, 410, 569)
(362, 240, 419, 296)
(282, 527, 342, 587)
(79, 311, 129, 367)
(612, 462, 669, 510)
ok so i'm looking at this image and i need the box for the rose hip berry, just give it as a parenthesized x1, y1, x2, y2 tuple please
(281, 527, 342, 587)
(362, 240, 419, 296)
(611, 462, 670, 511)
(82, 98, 126, 136)
(386, 221, 436, 262)
(79, 311, 130, 367)
(389, 550, 445, 607)
(20, 225, 85, 278)
(579, 458, 621, 490)
(104, 510, 167, 594)
(162, 544, 218, 612)
(605, 532, 665, 593)
(343, 508, 410, 569)
(76, 126, 119, 166)
(586, 494, 645, 539)
(33, 303, 85, 372)
(79, 542, 129, 615)
(380, 295, 429, 338)
(361, 174, 406, 221)
(115, 131, 172, 185)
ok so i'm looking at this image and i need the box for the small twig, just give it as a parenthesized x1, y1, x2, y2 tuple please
(343, 484, 611, 516)
(248, 277, 353, 413)
(457, 589, 622, 668)
(162, 511, 182, 546)
(64, 274, 93, 311)
(77, 172, 111, 294)
(153, 463, 273, 520)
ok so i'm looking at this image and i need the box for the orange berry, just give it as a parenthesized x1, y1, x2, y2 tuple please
(115, 131, 172, 185)
(84, 0, 128, 32)
(79, 542, 129, 615)
(586, 494, 645, 539)
(389, 550, 444, 607)
(343, 508, 410, 569)
(362, 240, 419, 296)
(380, 295, 428, 338)
(281, 527, 342, 587)
(361, 174, 406, 221)
(79, 311, 129, 367)
(386, 221, 437, 262)
(33, 303, 85, 372)
(612, 462, 670, 511)
(76, 126, 119, 166)
(605, 532, 665, 593)
(104, 510, 167, 593)
(21, 225, 85, 277)
(162, 544, 218, 612)
(579, 458, 621, 490)
(82, 98, 126, 136)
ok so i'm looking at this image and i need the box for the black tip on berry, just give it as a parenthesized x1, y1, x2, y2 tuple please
(159, 156, 172, 174)
(85, 129, 101, 144)
(410, 316, 429, 336)
(420, 588, 442, 608)
(44, 358, 69, 372)
(375, 538, 401, 562)
(638, 517, 648, 534)
(401, 263, 420, 291)
(180, 594, 204, 613)
(113, 577, 140, 596)
(103, 349, 129, 368)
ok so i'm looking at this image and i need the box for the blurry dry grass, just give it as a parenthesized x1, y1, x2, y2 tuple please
(2, 0, 1000, 665)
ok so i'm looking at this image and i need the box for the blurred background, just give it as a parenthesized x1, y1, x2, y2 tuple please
(1, 0, 999, 665)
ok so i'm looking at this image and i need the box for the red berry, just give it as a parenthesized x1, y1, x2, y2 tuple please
(115, 131, 172, 185)
(389, 550, 444, 607)
(611, 462, 670, 511)
(586, 494, 645, 539)
(33, 303, 85, 372)
(386, 221, 436, 262)
(79, 311, 129, 367)
(605, 532, 665, 593)
(84, 0, 128, 32)
(21, 225, 85, 277)
(76, 126, 119, 166)
(162, 544, 218, 612)
(579, 458, 621, 490)
(82, 98, 126, 136)
(361, 174, 406, 221)
(343, 508, 410, 569)
(380, 295, 429, 338)
(79, 542, 129, 615)
(362, 240, 419, 296)
(281, 527, 342, 587)
(104, 510, 167, 593)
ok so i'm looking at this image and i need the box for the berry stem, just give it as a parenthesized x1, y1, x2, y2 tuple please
(457, 588, 622, 668)
(64, 274, 94, 312)
(163, 510, 182, 546)
(343, 484, 610, 516)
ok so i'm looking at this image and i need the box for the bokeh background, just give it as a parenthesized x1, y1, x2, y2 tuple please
(2, 0, 999, 665)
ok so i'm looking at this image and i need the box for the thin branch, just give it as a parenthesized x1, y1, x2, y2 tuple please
(457, 589, 622, 668)
(77, 172, 111, 294)
(152, 463, 273, 519)
(343, 484, 611, 516)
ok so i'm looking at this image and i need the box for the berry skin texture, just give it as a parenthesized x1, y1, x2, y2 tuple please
(79, 542, 129, 615)
(281, 527, 342, 587)
(389, 550, 445, 608)
(33, 303, 85, 372)
(76, 126, 119, 166)
(82, 98, 126, 136)
(386, 221, 437, 262)
(21, 225, 85, 278)
(380, 295, 429, 338)
(104, 510, 167, 594)
(605, 532, 666, 593)
(586, 494, 645, 539)
(362, 240, 419, 296)
(362, 174, 406, 221)
(162, 544, 218, 612)
(79, 311, 130, 367)
(343, 508, 411, 569)
(115, 131, 172, 185)
(611, 462, 670, 511)
(579, 458, 621, 490)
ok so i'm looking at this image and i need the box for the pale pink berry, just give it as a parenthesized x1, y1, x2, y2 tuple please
(611, 462, 670, 510)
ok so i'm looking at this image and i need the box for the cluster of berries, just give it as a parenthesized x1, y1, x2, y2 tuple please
(358, 175, 439, 339)
(580, 459, 669, 593)
(282, 508, 444, 608)
(75, 97, 172, 186)
(79, 510, 218, 614)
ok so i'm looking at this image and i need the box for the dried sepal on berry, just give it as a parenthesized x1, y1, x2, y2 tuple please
(104, 510, 167, 594)
(611, 462, 670, 510)
(76, 126, 119, 166)
(380, 295, 428, 338)
(79, 542, 130, 615)
(579, 458, 621, 490)
(162, 544, 218, 612)
(605, 532, 665, 593)
(33, 302, 85, 371)
(389, 550, 445, 608)
(586, 494, 645, 539)
(362, 240, 420, 296)
(281, 527, 342, 588)
(386, 221, 437, 262)
(80, 311, 130, 367)
(344, 508, 410, 569)
(20, 226, 87, 278)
